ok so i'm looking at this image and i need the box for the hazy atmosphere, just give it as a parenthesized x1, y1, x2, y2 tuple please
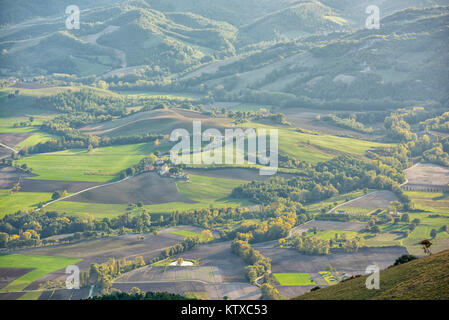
(0, 0, 448, 307)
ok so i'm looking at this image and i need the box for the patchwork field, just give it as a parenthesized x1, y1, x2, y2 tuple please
(252, 241, 407, 298)
(0, 254, 81, 293)
(402, 191, 449, 255)
(15, 231, 184, 271)
(44, 173, 251, 217)
(110, 240, 261, 300)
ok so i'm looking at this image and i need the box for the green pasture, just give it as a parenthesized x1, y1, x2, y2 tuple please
(273, 273, 316, 286)
(16, 142, 164, 182)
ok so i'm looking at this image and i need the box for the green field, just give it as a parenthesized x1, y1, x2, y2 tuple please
(403, 191, 449, 255)
(242, 123, 393, 164)
(168, 229, 212, 242)
(16, 132, 56, 147)
(0, 190, 52, 217)
(16, 142, 165, 182)
(0, 254, 81, 293)
(273, 273, 316, 286)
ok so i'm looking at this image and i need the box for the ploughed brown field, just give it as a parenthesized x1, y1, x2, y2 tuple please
(63, 172, 196, 205)
(404, 163, 449, 186)
(0, 268, 33, 290)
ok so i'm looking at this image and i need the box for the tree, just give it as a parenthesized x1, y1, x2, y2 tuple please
(52, 190, 62, 200)
(393, 254, 417, 266)
(201, 229, 213, 242)
(0, 232, 8, 247)
(420, 239, 432, 255)
(430, 229, 437, 239)
(130, 287, 141, 295)
(400, 213, 409, 223)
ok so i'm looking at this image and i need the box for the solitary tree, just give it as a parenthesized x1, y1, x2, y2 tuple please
(420, 239, 432, 255)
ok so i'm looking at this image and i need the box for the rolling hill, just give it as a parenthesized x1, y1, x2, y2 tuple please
(296, 249, 449, 300)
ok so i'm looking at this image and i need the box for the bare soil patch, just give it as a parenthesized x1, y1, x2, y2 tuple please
(0, 165, 37, 189)
(20, 179, 101, 193)
(290, 220, 367, 236)
(112, 281, 261, 300)
(404, 163, 449, 186)
(0, 268, 33, 290)
(0, 133, 32, 146)
(64, 172, 196, 205)
(0, 166, 100, 192)
(337, 190, 399, 210)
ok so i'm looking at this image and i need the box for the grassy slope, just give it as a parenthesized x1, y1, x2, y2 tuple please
(16, 142, 166, 182)
(242, 122, 392, 164)
(0, 190, 52, 217)
(296, 249, 449, 300)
